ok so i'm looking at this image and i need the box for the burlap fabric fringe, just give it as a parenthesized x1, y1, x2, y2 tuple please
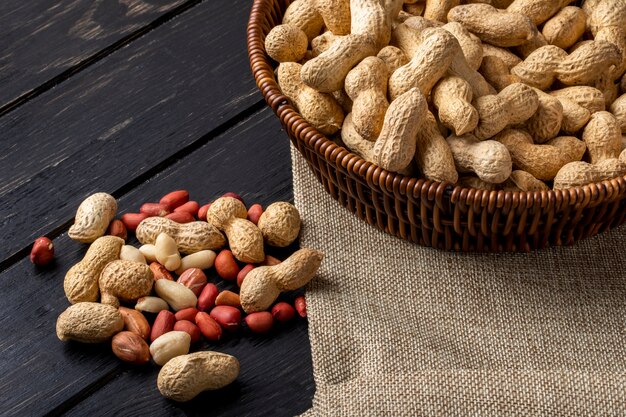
(292, 147, 626, 417)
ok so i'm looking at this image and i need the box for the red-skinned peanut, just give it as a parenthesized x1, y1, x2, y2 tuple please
(210, 306, 241, 332)
(197, 283, 219, 312)
(245, 312, 274, 333)
(195, 312, 222, 341)
(215, 249, 240, 280)
(271, 302, 296, 322)
(160, 190, 189, 209)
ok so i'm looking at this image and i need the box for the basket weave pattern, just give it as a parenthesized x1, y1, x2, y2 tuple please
(247, 0, 626, 252)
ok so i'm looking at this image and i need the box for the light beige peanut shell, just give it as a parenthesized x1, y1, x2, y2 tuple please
(64, 235, 124, 304)
(595, 27, 626, 81)
(344, 57, 389, 141)
(264, 24, 308, 63)
(551, 96, 591, 133)
(545, 136, 587, 163)
(432, 76, 478, 136)
(505, 170, 550, 192)
(542, 6, 587, 50)
(495, 129, 568, 180)
(611, 94, 626, 133)
(556, 41, 621, 86)
(481, 44, 522, 69)
(68, 193, 117, 243)
(415, 111, 459, 183)
(550, 86, 605, 114)
(135, 217, 225, 254)
(525, 88, 563, 144)
(282, 0, 324, 42)
(446, 134, 512, 183)
(621, 148, 626, 162)
(157, 351, 240, 402)
(341, 113, 376, 162)
(587, 0, 626, 37)
(514, 31, 549, 60)
(424, 0, 460, 23)
(240, 248, 324, 313)
(314, 0, 351, 35)
(373, 88, 428, 172)
(388, 28, 456, 100)
(331, 89, 353, 114)
(403, 2, 425, 17)
(277, 62, 344, 135)
(441, 28, 495, 98)
(473, 83, 539, 140)
(622, 74, 626, 95)
(56, 302, 123, 343)
(595, 74, 619, 107)
(455, 176, 499, 191)
(376, 46, 408, 76)
(390, 21, 423, 60)
(447, 4, 535, 47)
(506, 0, 574, 25)
(442, 22, 483, 71)
(581, 0, 602, 17)
(257, 202, 301, 247)
(479, 56, 520, 92)
(582, 111, 623, 164)
(300, 0, 391, 92)
(511, 45, 568, 90)
(99, 260, 153, 307)
(553, 159, 626, 189)
(205, 197, 246, 229)
(311, 31, 338, 56)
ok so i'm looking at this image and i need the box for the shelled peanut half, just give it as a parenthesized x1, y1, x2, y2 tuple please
(266, 0, 626, 190)
(53, 191, 322, 402)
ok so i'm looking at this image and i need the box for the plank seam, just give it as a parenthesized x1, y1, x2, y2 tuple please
(0, 0, 204, 118)
(0, 99, 267, 274)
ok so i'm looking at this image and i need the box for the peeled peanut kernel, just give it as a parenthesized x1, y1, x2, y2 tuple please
(154, 279, 197, 312)
(155, 233, 181, 272)
(139, 244, 157, 262)
(112, 331, 150, 365)
(149, 262, 173, 281)
(135, 296, 170, 314)
(174, 250, 216, 275)
(150, 331, 191, 366)
(119, 306, 151, 341)
(119, 245, 147, 264)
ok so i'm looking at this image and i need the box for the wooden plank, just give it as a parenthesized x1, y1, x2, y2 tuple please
(0, 0, 189, 110)
(0, 107, 314, 416)
(0, 0, 261, 264)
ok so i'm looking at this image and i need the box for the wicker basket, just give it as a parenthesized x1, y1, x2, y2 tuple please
(247, 0, 626, 252)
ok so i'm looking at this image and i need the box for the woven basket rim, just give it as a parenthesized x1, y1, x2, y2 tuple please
(246, 0, 626, 211)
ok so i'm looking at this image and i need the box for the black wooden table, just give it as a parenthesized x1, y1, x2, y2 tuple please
(0, 1, 314, 415)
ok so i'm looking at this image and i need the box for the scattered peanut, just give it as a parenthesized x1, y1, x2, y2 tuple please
(56, 302, 123, 343)
(135, 296, 170, 314)
(30, 236, 54, 266)
(155, 233, 181, 272)
(112, 331, 151, 365)
(119, 245, 146, 264)
(240, 248, 323, 313)
(136, 216, 225, 254)
(68, 193, 117, 243)
(154, 279, 197, 312)
(119, 306, 151, 341)
(157, 351, 239, 402)
(257, 202, 301, 247)
(64, 235, 124, 304)
(150, 331, 191, 366)
(175, 250, 216, 275)
(206, 197, 264, 263)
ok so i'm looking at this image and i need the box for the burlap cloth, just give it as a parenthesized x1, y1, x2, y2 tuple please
(291, 147, 626, 417)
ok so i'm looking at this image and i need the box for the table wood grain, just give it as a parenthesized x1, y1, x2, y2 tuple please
(0, 1, 314, 416)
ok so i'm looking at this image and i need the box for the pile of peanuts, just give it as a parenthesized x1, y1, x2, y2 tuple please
(265, 0, 626, 191)
(35, 190, 323, 402)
